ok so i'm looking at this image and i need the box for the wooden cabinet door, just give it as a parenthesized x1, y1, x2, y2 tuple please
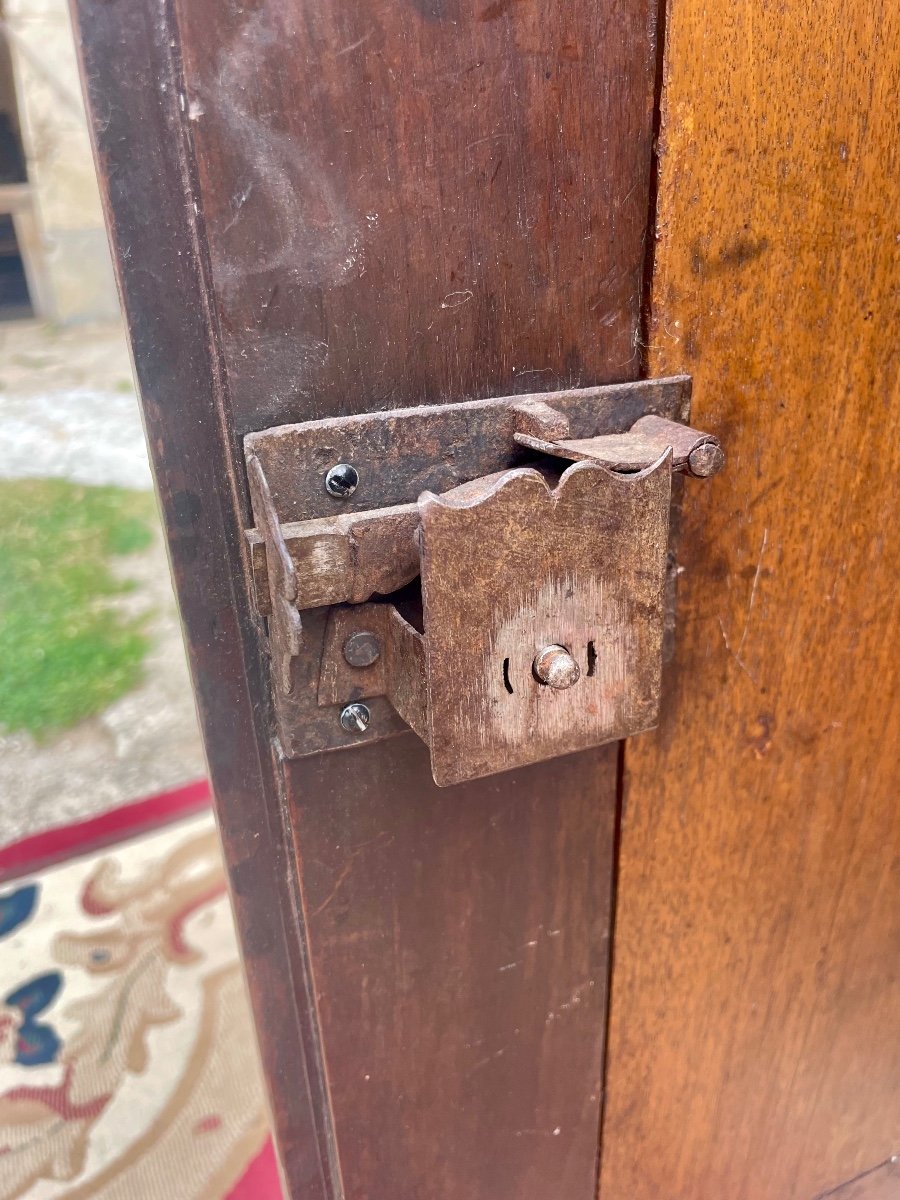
(72, 1, 657, 1197)
(72, 0, 898, 1196)
(599, 2, 900, 1198)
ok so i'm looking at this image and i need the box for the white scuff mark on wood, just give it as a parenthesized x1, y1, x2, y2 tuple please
(441, 289, 474, 309)
(545, 980, 595, 1024)
(738, 526, 769, 656)
(335, 29, 373, 56)
(470, 1047, 507, 1074)
(498, 960, 520, 972)
(212, 11, 364, 295)
(222, 182, 255, 235)
(512, 366, 556, 378)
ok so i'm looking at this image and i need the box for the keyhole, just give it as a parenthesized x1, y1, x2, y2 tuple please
(586, 641, 597, 677)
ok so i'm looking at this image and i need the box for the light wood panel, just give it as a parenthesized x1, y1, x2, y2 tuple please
(600, 0, 900, 1197)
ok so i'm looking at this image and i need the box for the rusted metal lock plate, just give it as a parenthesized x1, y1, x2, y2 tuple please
(243, 377, 722, 785)
(418, 459, 671, 785)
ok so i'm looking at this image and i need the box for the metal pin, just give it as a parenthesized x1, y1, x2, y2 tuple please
(533, 645, 581, 690)
(687, 442, 725, 478)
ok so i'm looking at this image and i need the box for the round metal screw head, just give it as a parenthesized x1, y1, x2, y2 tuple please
(340, 702, 371, 734)
(687, 442, 725, 478)
(343, 631, 382, 668)
(533, 645, 581, 690)
(325, 463, 359, 498)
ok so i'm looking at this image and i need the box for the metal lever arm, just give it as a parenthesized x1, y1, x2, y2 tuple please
(515, 413, 725, 478)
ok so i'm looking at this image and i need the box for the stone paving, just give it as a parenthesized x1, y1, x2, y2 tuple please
(0, 320, 206, 841)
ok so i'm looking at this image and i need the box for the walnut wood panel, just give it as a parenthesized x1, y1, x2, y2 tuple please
(70, 3, 336, 1196)
(599, 0, 900, 1197)
(73, 0, 661, 1195)
(286, 739, 617, 1200)
(171, 0, 657, 432)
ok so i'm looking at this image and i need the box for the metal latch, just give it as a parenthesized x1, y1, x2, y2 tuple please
(243, 376, 722, 786)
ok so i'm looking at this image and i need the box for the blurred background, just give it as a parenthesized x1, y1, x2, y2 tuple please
(0, 0, 206, 836)
(0, 3, 277, 1197)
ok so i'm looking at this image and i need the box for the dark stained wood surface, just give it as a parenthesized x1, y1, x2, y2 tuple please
(73, 0, 661, 1194)
(599, 0, 900, 1196)
(288, 740, 617, 1200)
(173, 0, 658, 432)
(71, 3, 337, 1196)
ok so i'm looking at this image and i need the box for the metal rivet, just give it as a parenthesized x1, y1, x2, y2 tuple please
(533, 645, 581, 690)
(687, 442, 725, 478)
(343, 631, 382, 668)
(340, 702, 371, 734)
(325, 463, 359, 498)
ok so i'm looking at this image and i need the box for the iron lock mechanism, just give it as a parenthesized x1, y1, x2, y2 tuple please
(243, 376, 722, 786)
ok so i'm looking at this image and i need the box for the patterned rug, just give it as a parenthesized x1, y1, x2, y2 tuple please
(0, 783, 281, 1199)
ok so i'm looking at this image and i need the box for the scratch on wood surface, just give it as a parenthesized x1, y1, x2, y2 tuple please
(811, 1154, 899, 1200)
(718, 615, 759, 686)
(335, 29, 373, 56)
(738, 526, 769, 655)
(309, 831, 394, 917)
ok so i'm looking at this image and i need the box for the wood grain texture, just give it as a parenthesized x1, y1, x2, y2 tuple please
(172, 0, 658, 433)
(419, 459, 671, 784)
(75, 0, 661, 1194)
(286, 738, 617, 1200)
(70, 3, 339, 1195)
(599, 0, 900, 1197)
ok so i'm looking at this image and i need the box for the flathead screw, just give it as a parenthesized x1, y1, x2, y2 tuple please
(340, 702, 371, 734)
(325, 463, 359, 498)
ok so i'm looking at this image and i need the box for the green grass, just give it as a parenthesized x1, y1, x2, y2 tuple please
(0, 479, 156, 737)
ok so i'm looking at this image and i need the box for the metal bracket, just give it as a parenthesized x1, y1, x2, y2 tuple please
(243, 376, 723, 784)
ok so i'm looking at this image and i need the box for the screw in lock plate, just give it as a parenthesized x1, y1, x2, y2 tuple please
(340, 702, 371, 734)
(343, 631, 382, 668)
(325, 463, 359, 498)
